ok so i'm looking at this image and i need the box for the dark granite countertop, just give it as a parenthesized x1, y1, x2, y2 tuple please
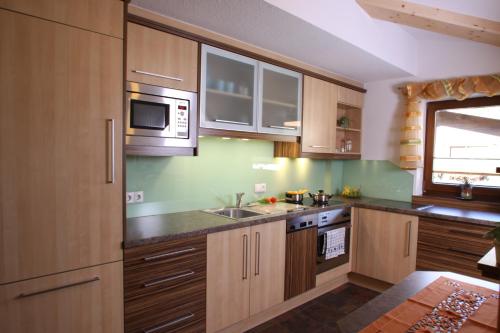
(125, 196, 499, 248)
(337, 271, 499, 333)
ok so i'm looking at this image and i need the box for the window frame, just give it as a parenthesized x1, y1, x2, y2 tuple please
(423, 95, 500, 200)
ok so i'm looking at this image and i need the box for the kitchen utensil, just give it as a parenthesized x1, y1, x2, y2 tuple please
(286, 192, 304, 203)
(309, 190, 333, 203)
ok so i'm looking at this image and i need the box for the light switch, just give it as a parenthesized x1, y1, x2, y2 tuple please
(254, 183, 267, 193)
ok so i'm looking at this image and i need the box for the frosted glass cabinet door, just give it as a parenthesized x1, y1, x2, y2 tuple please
(258, 63, 302, 136)
(200, 45, 258, 132)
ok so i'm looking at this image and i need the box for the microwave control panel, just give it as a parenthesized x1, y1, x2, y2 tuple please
(175, 100, 189, 138)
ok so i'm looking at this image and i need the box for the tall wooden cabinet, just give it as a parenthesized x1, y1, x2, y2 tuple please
(206, 220, 286, 333)
(353, 208, 418, 284)
(0, 1, 123, 331)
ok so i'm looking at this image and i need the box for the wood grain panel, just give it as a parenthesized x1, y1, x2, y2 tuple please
(354, 209, 418, 284)
(0, 0, 123, 38)
(0, 261, 123, 333)
(206, 227, 251, 333)
(127, 22, 198, 92)
(301, 76, 337, 154)
(416, 218, 492, 277)
(0, 9, 123, 284)
(249, 220, 286, 316)
(284, 227, 317, 300)
(337, 86, 364, 108)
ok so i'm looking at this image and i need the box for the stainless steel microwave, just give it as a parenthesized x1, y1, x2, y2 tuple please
(126, 82, 197, 151)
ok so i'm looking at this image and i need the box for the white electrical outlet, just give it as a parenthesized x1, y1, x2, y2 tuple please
(134, 191, 144, 203)
(254, 183, 267, 193)
(126, 192, 135, 204)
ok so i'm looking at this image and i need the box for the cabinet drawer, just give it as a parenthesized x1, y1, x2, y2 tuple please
(125, 298, 205, 333)
(0, 261, 123, 333)
(417, 244, 482, 277)
(125, 236, 206, 268)
(125, 260, 206, 301)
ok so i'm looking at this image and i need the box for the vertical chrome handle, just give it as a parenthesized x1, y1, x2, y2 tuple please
(404, 221, 411, 257)
(255, 232, 261, 276)
(242, 234, 248, 280)
(106, 119, 115, 184)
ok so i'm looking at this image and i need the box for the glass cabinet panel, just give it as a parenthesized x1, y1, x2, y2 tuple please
(258, 63, 302, 136)
(200, 45, 258, 132)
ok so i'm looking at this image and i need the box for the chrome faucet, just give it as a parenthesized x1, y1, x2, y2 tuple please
(235, 192, 245, 208)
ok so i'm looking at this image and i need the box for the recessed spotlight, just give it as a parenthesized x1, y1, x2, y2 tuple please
(222, 137, 231, 140)
(241, 138, 249, 141)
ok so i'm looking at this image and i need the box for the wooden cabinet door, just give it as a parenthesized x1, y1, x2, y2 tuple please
(249, 220, 286, 316)
(0, 261, 123, 333)
(206, 227, 251, 333)
(0, 10, 123, 284)
(301, 76, 337, 153)
(354, 208, 418, 284)
(127, 22, 198, 92)
(284, 227, 317, 299)
(0, 0, 123, 38)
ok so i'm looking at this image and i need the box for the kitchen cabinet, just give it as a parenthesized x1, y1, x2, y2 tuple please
(200, 44, 259, 132)
(200, 44, 302, 136)
(0, 261, 123, 333)
(301, 76, 337, 154)
(124, 236, 206, 333)
(127, 22, 199, 92)
(0, 8, 122, 284)
(284, 227, 317, 299)
(258, 63, 302, 136)
(0, 0, 123, 38)
(417, 217, 492, 278)
(206, 220, 286, 332)
(353, 209, 418, 284)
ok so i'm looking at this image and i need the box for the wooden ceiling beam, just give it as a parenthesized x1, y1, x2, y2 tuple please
(356, 0, 500, 47)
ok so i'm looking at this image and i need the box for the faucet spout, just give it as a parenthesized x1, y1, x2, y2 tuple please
(235, 192, 245, 208)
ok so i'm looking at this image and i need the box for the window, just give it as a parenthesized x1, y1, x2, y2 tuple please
(424, 96, 500, 200)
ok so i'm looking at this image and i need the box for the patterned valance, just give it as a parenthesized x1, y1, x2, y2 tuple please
(399, 74, 500, 170)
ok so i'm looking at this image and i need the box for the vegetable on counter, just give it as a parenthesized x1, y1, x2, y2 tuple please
(341, 185, 361, 198)
(258, 196, 278, 204)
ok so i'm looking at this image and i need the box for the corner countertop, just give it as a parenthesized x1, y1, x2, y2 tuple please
(125, 196, 500, 249)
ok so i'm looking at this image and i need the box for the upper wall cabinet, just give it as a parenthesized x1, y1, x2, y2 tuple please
(200, 45, 259, 132)
(200, 45, 302, 136)
(127, 23, 198, 92)
(0, 0, 123, 38)
(258, 63, 302, 136)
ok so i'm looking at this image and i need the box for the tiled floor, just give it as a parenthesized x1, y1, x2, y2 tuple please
(246, 283, 379, 333)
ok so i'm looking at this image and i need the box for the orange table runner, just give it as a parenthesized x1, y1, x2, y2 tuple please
(361, 277, 499, 333)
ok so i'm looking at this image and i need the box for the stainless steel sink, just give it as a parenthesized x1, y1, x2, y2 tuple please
(203, 207, 263, 219)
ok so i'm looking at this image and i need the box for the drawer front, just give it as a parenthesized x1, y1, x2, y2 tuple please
(417, 243, 482, 277)
(124, 236, 206, 269)
(125, 298, 205, 333)
(0, 261, 123, 333)
(125, 259, 206, 301)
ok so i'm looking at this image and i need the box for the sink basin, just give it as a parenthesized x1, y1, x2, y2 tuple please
(204, 208, 263, 219)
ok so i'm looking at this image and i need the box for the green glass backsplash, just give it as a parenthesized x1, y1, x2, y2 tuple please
(342, 160, 413, 202)
(127, 137, 344, 218)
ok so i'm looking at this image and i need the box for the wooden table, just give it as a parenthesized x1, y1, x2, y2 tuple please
(338, 271, 499, 333)
(478, 247, 499, 280)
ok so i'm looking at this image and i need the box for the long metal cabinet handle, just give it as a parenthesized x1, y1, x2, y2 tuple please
(132, 69, 183, 82)
(269, 125, 296, 130)
(255, 232, 261, 276)
(404, 221, 411, 257)
(106, 119, 115, 184)
(309, 145, 329, 148)
(242, 234, 248, 280)
(17, 277, 100, 298)
(143, 247, 196, 261)
(215, 119, 250, 126)
(143, 271, 195, 287)
(143, 313, 194, 333)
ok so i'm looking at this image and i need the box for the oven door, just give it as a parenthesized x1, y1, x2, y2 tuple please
(316, 221, 351, 274)
(126, 92, 176, 138)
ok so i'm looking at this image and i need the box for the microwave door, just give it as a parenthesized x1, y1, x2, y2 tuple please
(126, 92, 175, 138)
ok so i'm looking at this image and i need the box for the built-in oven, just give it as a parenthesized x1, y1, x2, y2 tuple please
(126, 82, 197, 151)
(316, 207, 351, 274)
